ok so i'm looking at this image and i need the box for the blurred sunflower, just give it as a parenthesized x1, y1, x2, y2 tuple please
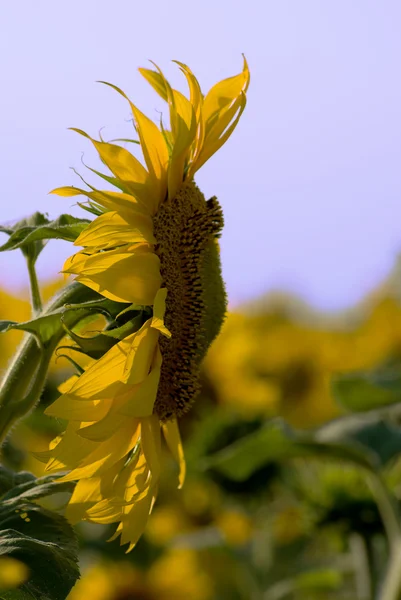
(68, 549, 213, 600)
(205, 294, 401, 428)
(43, 58, 250, 551)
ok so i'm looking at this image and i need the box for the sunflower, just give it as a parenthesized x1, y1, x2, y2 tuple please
(43, 58, 250, 551)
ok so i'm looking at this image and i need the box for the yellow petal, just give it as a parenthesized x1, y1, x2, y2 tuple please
(140, 415, 162, 481)
(162, 418, 186, 488)
(78, 413, 128, 441)
(85, 497, 124, 524)
(122, 321, 159, 385)
(70, 248, 161, 305)
(113, 453, 149, 500)
(194, 93, 247, 173)
(99, 82, 169, 210)
(57, 374, 79, 394)
(146, 63, 178, 139)
(65, 477, 103, 524)
(138, 67, 168, 102)
(173, 61, 205, 172)
(120, 363, 161, 418)
(173, 61, 202, 122)
(168, 90, 197, 199)
(59, 421, 140, 481)
(51, 186, 150, 215)
(75, 210, 156, 249)
(70, 129, 154, 210)
(55, 327, 152, 408)
(202, 55, 250, 126)
(151, 287, 171, 337)
(46, 397, 113, 421)
(119, 489, 155, 551)
(46, 424, 95, 473)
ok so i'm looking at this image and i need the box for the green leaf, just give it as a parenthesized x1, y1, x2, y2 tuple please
(317, 415, 401, 467)
(202, 420, 374, 482)
(0, 321, 17, 333)
(0, 212, 50, 261)
(1, 473, 74, 503)
(0, 470, 79, 600)
(0, 467, 35, 497)
(0, 214, 90, 255)
(0, 504, 79, 599)
(266, 568, 343, 599)
(332, 363, 401, 412)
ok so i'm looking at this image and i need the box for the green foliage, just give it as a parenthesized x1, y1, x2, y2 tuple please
(0, 466, 79, 600)
(202, 419, 375, 482)
(266, 568, 343, 599)
(332, 362, 401, 413)
(0, 212, 90, 262)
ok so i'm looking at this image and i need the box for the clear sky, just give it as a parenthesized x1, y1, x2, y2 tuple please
(0, 1, 400, 310)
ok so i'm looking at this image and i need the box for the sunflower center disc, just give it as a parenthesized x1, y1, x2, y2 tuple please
(153, 181, 226, 420)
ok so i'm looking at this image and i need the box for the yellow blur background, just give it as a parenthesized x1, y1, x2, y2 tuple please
(2, 262, 401, 600)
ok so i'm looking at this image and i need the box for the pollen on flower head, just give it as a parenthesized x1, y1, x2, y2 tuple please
(153, 181, 226, 421)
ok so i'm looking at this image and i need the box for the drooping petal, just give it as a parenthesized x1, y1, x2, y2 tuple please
(85, 498, 124, 525)
(151, 287, 171, 338)
(59, 420, 140, 481)
(74, 210, 156, 249)
(66, 247, 161, 305)
(53, 327, 153, 406)
(78, 413, 129, 442)
(121, 321, 159, 385)
(45, 396, 113, 421)
(66, 477, 103, 524)
(162, 418, 186, 488)
(119, 489, 155, 552)
(140, 415, 162, 481)
(120, 348, 162, 417)
(45, 423, 95, 473)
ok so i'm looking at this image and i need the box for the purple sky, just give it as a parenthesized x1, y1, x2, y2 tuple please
(0, 1, 400, 311)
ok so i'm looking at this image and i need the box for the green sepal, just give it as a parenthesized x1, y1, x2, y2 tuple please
(54, 352, 86, 375)
(108, 138, 140, 145)
(77, 201, 104, 216)
(60, 312, 146, 359)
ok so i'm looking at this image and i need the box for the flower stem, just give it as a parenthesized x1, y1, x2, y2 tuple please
(379, 540, 401, 600)
(0, 282, 100, 445)
(367, 473, 401, 600)
(368, 474, 401, 548)
(26, 257, 42, 315)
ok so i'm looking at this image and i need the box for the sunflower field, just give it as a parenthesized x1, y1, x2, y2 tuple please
(1, 59, 401, 600)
